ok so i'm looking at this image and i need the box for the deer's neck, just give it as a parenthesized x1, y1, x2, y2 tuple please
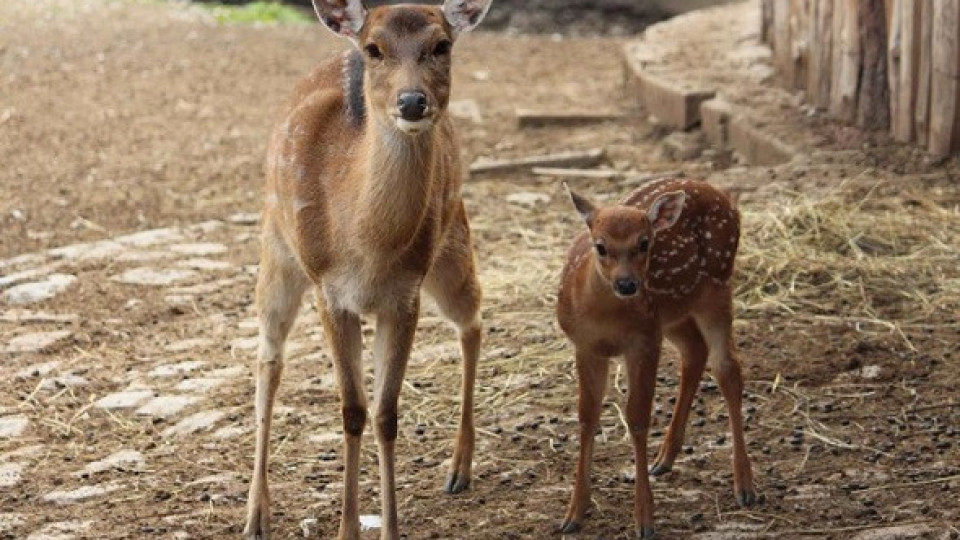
(354, 118, 439, 250)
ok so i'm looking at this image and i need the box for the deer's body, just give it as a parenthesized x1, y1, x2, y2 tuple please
(557, 178, 756, 538)
(244, 3, 492, 539)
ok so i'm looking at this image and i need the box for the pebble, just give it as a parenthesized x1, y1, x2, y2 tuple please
(135, 395, 201, 418)
(0, 463, 23, 487)
(25, 520, 92, 540)
(2, 331, 72, 353)
(162, 410, 226, 437)
(2, 274, 77, 305)
(95, 390, 155, 410)
(111, 267, 197, 286)
(167, 242, 228, 256)
(43, 483, 123, 504)
(80, 450, 145, 476)
(0, 416, 29, 438)
(149, 360, 206, 377)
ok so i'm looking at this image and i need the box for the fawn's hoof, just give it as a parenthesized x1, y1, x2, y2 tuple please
(636, 525, 656, 538)
(648, 463, 672, 477)
(443, 472, 470, 494)
(737, 489, 758, 507)
(558, 520, 581, 534)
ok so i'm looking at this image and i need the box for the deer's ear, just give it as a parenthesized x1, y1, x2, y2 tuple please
(565, 183, 597, 228)
(442, 0, 493, 38)
(647, 191, 686, 232)
(311, 0, 366, 43)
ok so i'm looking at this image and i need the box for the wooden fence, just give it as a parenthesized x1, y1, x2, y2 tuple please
(761, 0, 960, 157)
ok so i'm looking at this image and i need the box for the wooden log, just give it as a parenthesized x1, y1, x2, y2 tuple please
(888, 0, 903, 137)
(893, 0, 923, 142)
(831, 0, 861, 123)
(468, 148, 607, 176)
(760, 0, 776, 46)
(856, 0, 889, 130)
(787, 0, 810, 90)
(531, 167, 623, 179)
(516, 110, 625, 129)
(915, 0, 933, 146)
(929, 0, 960, 157)
(808, 0, 834, 108)
(773, 0, 793, 87)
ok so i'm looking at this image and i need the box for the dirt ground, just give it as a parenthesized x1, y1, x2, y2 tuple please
(1, 1, 958, 539)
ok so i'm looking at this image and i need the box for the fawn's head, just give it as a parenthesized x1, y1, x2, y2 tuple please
(311, 0, 492, 135)
(566, 186, 686, 299)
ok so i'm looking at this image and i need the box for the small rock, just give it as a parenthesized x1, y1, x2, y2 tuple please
(135, 395, 201, 418)
(505, 192, 551, 208)
(111, 267, 196, 286)
(162, 410, 226, 437)
(851, 524, 933, 540)
(113, 227, 183, 247)
(0, 513, 25, 534)
(0, 463, 23, 487)
(164, 338, 214, 353)
(16, 361, 61, 379)
(80, 450, 145, 476)
(43, 483, 123, 504)
(2, 331, 72, 354)
(300, 518, 320, 538)
(860, 365, 885, 380)
(212, 425, 247, 440)
(94, 390, 154, 410)
(175, 378, 226, 393)
(1, 274, 77, 305)
(148, 361, 206, 378)
(228, 213, 260, 225)
(25, 520, 92, 540)
(167, 242, 228, 256)
(359, 515, 381, 532)
(0, 310, 78, 324)
(176, 258, 233, 271)
(206, 366, 247, 379)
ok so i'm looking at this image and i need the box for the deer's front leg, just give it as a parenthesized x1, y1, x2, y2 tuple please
(560, 350, 610, 534)
(318, 302, 365, 540)
(372, 296, 420, 540)
(625, 341, 661, 539)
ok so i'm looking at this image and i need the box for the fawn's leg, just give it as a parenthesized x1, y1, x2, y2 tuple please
(244, 231, 310, 540)
(423, 214, 483, 494)
(651, 318, 708, 475)
(693, 285, 756, 507)
(317, 300, 366, 540)
(371, 295, 420, 540)
(560, 350, 609, 534)
(625, 341, 661, 539)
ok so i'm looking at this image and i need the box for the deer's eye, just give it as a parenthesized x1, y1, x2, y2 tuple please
(638, 238, 650, 253)
(433, 40, 452, 56)
(595, 243, 608, 257)
(364, 43, 383, 60)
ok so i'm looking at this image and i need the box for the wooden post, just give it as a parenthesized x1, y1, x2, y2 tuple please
(892, 0, 923, 142)
(915, 0, 933, 146)
(888, 0, 903, 137)
(929, 0, 960, 157)
(857, 0, 889, 130)
(831, 1, 861, 123)
(773, 0, 793, 87)
(760, 0, 775, 46)
(808, 0, 834, 109)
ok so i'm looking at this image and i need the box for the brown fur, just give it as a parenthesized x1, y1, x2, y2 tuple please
(557, 178, 756, 537)
(243, 3, 488, 539)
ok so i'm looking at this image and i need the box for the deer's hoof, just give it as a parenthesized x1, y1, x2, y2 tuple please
(737, 489, 758, 507)
(648, 463, 672, 477)
(443, 472, 470, 494)
(636, 525, 656, 538)
(558, 520, 581, 534)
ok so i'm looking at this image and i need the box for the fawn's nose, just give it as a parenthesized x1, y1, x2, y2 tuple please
(614, 278, 639, 297)
(397, 92, 428, 122)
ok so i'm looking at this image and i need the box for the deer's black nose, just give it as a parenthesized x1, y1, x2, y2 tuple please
(614, 278, 638, 297)
(397, 92, 428, 121)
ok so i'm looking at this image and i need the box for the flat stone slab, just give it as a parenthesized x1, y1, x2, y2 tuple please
(175, 377, 226, 393)
(0, 463, 23, 487)
(851, 524, 934, 540)
(2, 331, 72, 354)
(94, 390, 154, 410)
(212, 425, 247, 439)
(111, 267, 197, 286)
(43, 483, 123, 504)
(80, 449, 144, 476)
(149, 360, 207, 377)
(26, 520, 92, 540)
(0, 416, 29, 438)
(162, 410, 227, 437)
(135, 395, 201, 417)
(40, 374, 89, 391)
(163, 338, 214, 353)
(1, 274, 76, 305)
(168, 242, 228, 256)
(206, 366, 246, 379)
(0, 310, 78, 324)
(176, 258, 233, 271)
(16, 361, 61, 379)
(228, 212, 259, 225)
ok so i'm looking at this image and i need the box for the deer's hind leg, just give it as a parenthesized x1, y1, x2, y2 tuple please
(423, 212, 483, 494)
(244, 225, 310, 540)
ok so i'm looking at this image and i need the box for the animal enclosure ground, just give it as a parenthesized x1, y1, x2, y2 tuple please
(1, 1, 958, 539)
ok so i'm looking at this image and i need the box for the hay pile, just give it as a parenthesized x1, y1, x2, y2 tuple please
(735, 179, 960, 339)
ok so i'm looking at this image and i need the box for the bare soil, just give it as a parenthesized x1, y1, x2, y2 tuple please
(1, 1, 958, 539)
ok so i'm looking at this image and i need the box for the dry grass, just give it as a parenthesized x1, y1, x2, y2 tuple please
(735, 179, 960, 343)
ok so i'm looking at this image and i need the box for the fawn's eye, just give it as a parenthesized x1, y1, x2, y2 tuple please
(638, 238, 650, 253)
(433, 40, 452, 56)
(364, 43, 383, 60)
(595, 243, 608, 257)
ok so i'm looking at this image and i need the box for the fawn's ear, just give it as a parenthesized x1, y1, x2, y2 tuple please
(311, 0, 366, 43)
(442, 0, 493, 38)
(647, 191, 686, 233)
(565, 183, 597, 228)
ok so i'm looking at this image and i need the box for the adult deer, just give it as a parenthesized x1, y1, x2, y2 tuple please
(243, 1, 492, 538)
(556, 178, 756, 538)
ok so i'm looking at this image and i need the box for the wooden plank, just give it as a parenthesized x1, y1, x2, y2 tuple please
(831, 1, 862, 123)
(773, 0, 793, 87)
(929, 0, 960, 157)
(856, 0, 890, 130)
(516, 110, 625, 129)
(760, 0, 775, 46)
(888, 0, 903, 138)
(468, 148, 607, 176)
(787, 0, 810, 90)
(531, 168, 622, 179)
(915, 0, 934, 146)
